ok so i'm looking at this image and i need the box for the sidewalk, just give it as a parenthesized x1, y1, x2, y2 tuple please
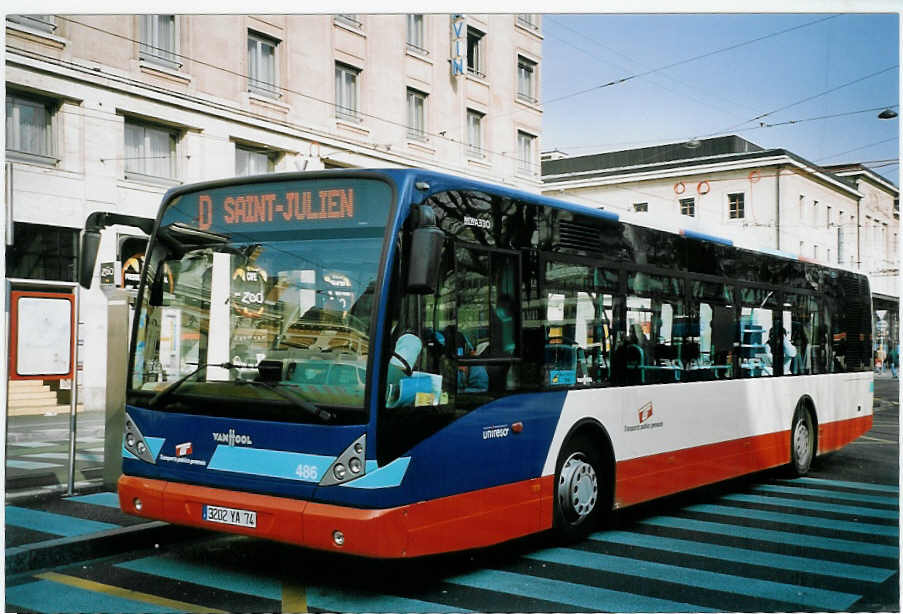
(5, 488, 200, 575)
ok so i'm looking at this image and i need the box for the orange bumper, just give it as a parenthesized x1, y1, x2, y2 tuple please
(118, 474, 553, 558)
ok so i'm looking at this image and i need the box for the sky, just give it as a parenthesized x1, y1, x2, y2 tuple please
(538, 13, 899, 184)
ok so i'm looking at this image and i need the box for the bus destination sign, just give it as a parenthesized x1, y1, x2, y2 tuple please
(197, 188, 354, 230)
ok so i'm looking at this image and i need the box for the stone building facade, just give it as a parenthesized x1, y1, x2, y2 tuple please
(5, 13, 544, 411)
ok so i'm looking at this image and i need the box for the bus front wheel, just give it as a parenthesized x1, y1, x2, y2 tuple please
(790, 407, 815, 476)
(554, 434, 604, 539)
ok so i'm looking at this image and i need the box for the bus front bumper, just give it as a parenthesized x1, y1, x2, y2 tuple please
(118, 474, 552, 558)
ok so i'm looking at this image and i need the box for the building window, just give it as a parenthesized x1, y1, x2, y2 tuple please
(6, 93, 56, 164)
(633, 202, 648, 213)
(235, 145, 276, 176)
(680, 197, 695, 217)
(516, 14, 538, 30)
(248, 32, 279, 97)
(335, 14, 362, 29)
(466, 109, 483, 157)
(517, 131, 535, 174)
(826, 205, 832, 229)
(124, 119, 178, 184)
(335, 63, 360, 121)
(406, 14, 426, 53)
(728, 193, 745, 219)
(406, 89, 427, 141)
(517, 56, 537, 104)
(467, 27, 484, 78)
(140, 15, 179, 69)
(7, 15, 56, 33)
(6, 223, 78, 282)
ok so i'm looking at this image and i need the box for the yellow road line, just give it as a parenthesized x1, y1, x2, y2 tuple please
(36, 571, 227, 613)
(282, 580, 308, 613)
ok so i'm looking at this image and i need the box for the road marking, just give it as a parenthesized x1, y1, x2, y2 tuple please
(8, 441, 55, 448)
(118, 557, 281, 600)
(67, 492, 121, 508)
(119, 556, 459, 613)
(6, 579, 175, 614)
(721, 493, 899, 520)
(849, 438, 896, 445)
(751, 483, 898, 505)
(524, 547, 860, 611)
(34, 572, 225, 613)
(282, 581, 307, 613)
(639, 515, 898, 559)
(590, 530, 894, 582)
(5, 506, 117, 537)
(306, 587, 469, 613)
(779, 477, 899, 494)
(6, 460, 60, 470)
(448, 567, 713, 612)
(24, 452, 104, 463)
(685, 503, 899, 537)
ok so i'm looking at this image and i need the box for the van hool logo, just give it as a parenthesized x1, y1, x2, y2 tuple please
(212, 429, 253, 446)
(463, 216, 492, 230)
(625, 402, 664, 432)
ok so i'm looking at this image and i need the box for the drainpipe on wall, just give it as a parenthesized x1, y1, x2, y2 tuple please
(856, 197, 862, 272)
(5, 162, 13, 246)
(775, 164, 782, 250)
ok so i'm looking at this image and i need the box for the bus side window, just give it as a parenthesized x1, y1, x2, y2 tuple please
(623, 272, 685, 385)
(689, 280, 735, 381)
(738, 286, 778, 378)
(454, 245, 521, 405)
(541, 260, 615, 388)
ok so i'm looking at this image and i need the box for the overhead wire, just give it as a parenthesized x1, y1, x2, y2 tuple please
(705, 65, 899, 137)
(542, 15, 840, 106)
(543, 15, 759, 118)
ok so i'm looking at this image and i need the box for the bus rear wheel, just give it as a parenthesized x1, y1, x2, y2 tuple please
(554, 435, 604, 539)
(790, 407, 815, 476)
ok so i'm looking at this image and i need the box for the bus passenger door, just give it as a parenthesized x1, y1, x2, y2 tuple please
(454, 245, 521, 410)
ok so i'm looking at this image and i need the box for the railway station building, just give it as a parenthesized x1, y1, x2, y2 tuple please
(541, 135, 900, 366)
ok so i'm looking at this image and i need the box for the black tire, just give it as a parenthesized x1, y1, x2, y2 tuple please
(789, 406, 816, 476)
(553, 433, 607, 540)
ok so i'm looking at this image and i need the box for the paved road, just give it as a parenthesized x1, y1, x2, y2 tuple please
(6, 379, 898, 613)
(6, 411, 107, 492)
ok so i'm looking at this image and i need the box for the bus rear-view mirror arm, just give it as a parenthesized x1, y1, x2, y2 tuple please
(79, 212, 156, 289)
(406, 205, 444, 295)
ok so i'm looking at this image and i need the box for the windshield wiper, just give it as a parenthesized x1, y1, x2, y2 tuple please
(148, 362, 237, 409)
(233, 379, 335, 423)
(147, 361, 335, 423)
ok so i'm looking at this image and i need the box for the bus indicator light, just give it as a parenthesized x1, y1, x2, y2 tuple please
(511, 422, 524, 433)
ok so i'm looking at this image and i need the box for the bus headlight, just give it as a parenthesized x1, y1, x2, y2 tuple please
(123, 412, 156, 464)
(319, 434, 367, 486)
(333, 464, 346, 480)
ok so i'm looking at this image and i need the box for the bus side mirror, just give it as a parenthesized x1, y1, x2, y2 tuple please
(407, 225, 444, 294)
(79, 229, 101, 289)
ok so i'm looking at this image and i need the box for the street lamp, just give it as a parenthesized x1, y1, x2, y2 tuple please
(878, 109, 898, 119)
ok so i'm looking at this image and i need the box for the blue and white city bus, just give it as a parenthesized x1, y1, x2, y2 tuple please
(80, 168, 873, 557)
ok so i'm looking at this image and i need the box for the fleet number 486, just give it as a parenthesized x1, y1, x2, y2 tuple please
(295, 464, 318, 480)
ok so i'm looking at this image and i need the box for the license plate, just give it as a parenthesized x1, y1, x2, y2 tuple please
(202, 504, 257, 528)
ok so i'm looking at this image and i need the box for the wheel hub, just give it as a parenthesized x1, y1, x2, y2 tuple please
(795, 421, 811, 463)
(558, 453, 598, 522)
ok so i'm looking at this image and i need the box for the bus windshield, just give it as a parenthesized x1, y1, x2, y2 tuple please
(130, 176, 392, 419)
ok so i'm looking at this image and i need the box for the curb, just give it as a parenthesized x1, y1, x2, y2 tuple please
(6, 522, 204, 576)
